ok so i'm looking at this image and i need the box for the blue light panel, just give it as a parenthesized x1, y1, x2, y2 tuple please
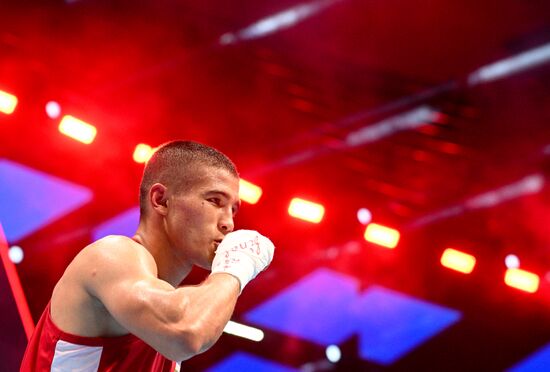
(0, 159, 93, 242)
(508, 342, 550, 371)
(352, 285, 461, 365)
(244, 268, 461, 366)
(92, 206, 139, 240)
(207, 352, 297, 372)
(245, 268, 359, 345)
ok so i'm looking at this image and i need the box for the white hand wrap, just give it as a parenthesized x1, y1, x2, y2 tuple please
(211, 229, 275, 292)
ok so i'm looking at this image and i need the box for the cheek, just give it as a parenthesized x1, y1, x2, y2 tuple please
(182, 203, 215, 233)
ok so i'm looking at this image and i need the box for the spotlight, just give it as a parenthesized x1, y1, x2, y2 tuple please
(364, 223, 400, 249)
(440, 248, 476, 274)
(239, 179, 262, 204)
(325, 345, 341, 363)
(58, 115, 97, 144)
(133, 143, 154, 163)
(505, 254, 520, 269)
(288, 198, 325, 223)
(505, 268, 539, 293)
(223, 321, 264, 342)
(357, 208, 372, 225)
(45, 101, 61, 119)
(8, 245, 24, 264)
(0, 90, 18, 114)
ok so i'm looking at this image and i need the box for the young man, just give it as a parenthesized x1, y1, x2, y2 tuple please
(20, 141, 275, 371)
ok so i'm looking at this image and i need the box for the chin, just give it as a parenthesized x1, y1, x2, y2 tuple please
(198, 252, 214, 271)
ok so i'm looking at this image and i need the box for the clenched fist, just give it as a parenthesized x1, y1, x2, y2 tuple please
(211, 230, 275, 292)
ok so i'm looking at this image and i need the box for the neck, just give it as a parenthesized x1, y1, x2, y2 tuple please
(132, 217, 193, 287)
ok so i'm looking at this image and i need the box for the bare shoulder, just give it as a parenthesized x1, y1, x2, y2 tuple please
(79, 235, 156, 273)
(51, 235, 157, 336)
(83, 235, 154, 262)
(67, 235, 157, 294)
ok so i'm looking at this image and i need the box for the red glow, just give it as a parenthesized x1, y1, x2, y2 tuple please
(0, 224, 34, 340)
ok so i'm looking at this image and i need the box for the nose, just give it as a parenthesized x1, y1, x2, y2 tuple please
(219, 212, 234, 234)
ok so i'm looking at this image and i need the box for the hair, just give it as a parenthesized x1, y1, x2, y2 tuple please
(139, 140, 238, 216)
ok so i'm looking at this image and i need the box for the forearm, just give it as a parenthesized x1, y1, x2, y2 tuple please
(172, 273, 240, 358)
(95, 231, 273, 362)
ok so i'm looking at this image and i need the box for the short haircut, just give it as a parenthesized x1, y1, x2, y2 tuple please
(139, 140, 238, 216)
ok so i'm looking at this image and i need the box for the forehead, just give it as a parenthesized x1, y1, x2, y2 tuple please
(188, 166, 239, 197)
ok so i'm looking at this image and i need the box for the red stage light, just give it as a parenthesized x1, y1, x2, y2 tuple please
(133, 143, 154, 163)
(58, 115, 97, 144)
(505, 268, 539, 293)
(0, 90, 18, 115)
(364, 223, 400, 248)
(440, 248, 476, 274)
(288, 198, 325, 223)
(239, 179, 262, 204)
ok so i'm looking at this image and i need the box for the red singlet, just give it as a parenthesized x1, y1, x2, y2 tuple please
(20, 302, 175, 372)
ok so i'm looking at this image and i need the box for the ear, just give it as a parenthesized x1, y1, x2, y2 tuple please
(149, 183, 169, 216)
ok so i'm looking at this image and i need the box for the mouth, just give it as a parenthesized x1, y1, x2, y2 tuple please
(213, 239, 223, 248)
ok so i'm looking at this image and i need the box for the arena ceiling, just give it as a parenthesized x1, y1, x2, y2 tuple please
(2, 0, 550, 370)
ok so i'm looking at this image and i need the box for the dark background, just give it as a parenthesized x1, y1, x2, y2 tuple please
(1, 0, 550, 370)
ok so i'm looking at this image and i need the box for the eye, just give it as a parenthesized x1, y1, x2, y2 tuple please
(207, 197, 222, 206)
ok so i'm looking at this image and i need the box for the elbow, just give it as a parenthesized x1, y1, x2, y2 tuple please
(170, 322, 216, 361)
(165, 334, 201, 362)
(180, 330, 206, 360)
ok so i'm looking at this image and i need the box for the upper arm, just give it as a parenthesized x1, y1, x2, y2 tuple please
(80, 237, 194, 360)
